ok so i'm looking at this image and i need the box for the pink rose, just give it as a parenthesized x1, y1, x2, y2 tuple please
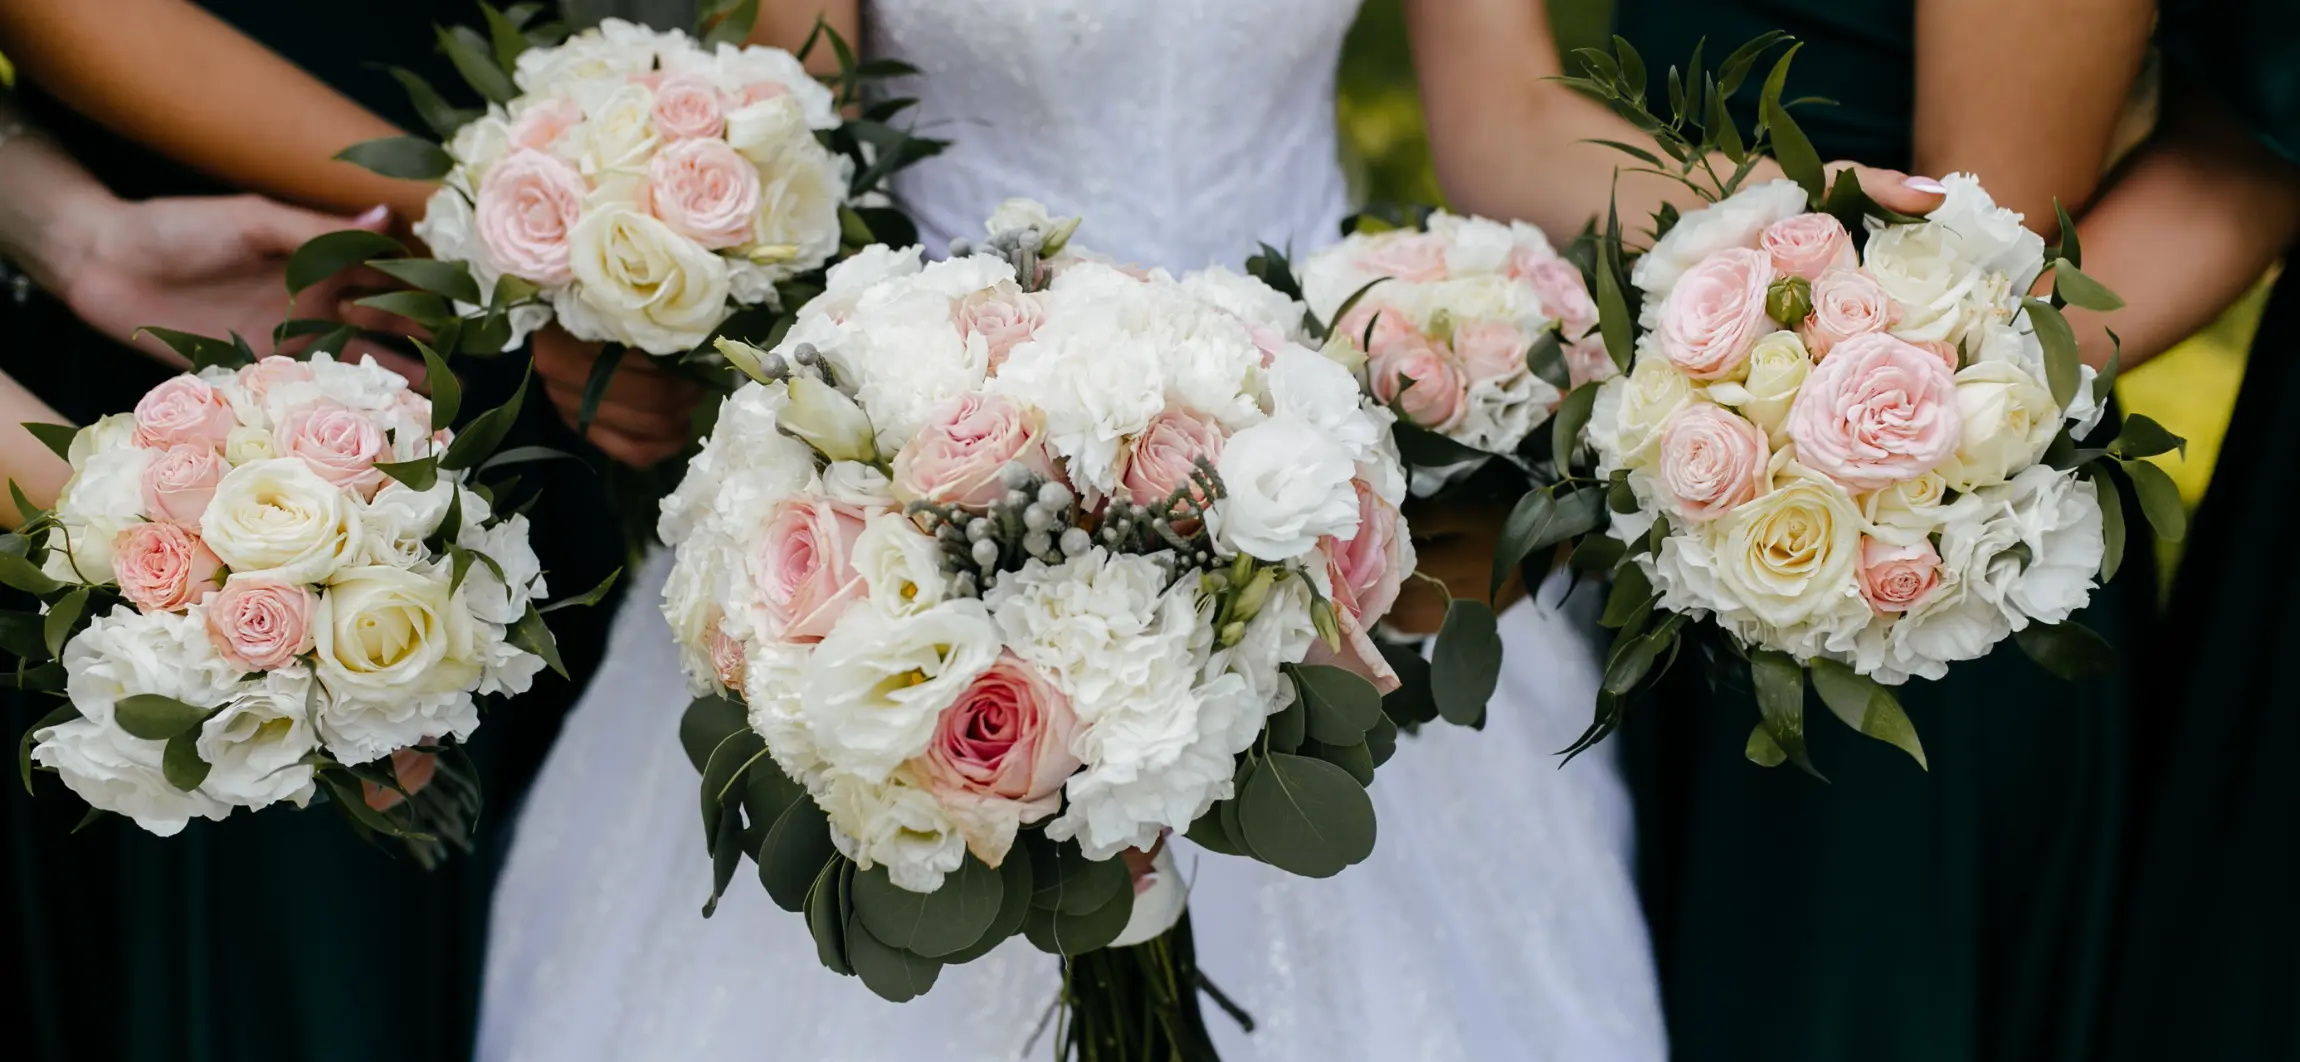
(509, 97, 584, 152)
(1450, 320, 1528, 384)
(750, 495, 870, 641)
(1659, 247, 1776, 380)
(1119, 410, 1225, 508)
(737, 81, 790, 106)
(113, 523, 221, 613)
(1760, 213, 1856, 282)
(132, 377, 235, 452)
(476, 148, 587, 285)
(1512, 252, 1600, 341)
(237, 356, 314, 402)
(1786, 332, 1962, 491)
(1857, 537, 1943, 613)
(140, 444, 224, 526)
(1355, 232, 1448, 283)
(644, 138, 762, 250)
(705, 620, 747, 692)
(1800, 268, 1897, 358)
(1911, 339, 1960, 372)
(1369, 334, 1468, 433)
(278, 401, 388, 498)
(1655, 404, 1769, 522)
(1325, 480, 1409, 622)
(205, 577, 317, 671)
(649, 73, 726, 141)
(1335, 303, 1418, 356)
(891, 394, 1056, 509)
(913, 653, 1081, 861)
(953, 284, 1046, 370)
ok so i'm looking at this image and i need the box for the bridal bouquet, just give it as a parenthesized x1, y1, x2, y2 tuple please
(1544, 33, 2186, 769)
(2, 342, 605, 857)
(669, 203, 1487, 1052)
(291, 5, 938, 360)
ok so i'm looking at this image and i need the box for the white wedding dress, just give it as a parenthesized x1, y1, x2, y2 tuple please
(478, 3, 1666, 1059)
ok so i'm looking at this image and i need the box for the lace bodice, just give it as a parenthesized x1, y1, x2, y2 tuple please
(868, 0, 1361, 272)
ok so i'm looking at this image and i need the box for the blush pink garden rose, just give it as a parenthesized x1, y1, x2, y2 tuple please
(141, 444, 225, 526)
(113, 523, 221, 613)
(1655, 403, 1770, 522)
(953, 284, 1046, 370)
(1786, 332, 1963, 491)
(1658, 247, 1777, 380)
(1305, 481, 1408, 694)
(1119, 409, 1226, 507)
(751, 495, 871, 641)
(1517, 253, 1602, 341)
(1760, 213, 1856, 281)
(277, 401, 388, 498)
(892, 394, 1057, 508)
(645, 138, 762, 250)
(1334, 303, 1419, 357)
(1450, 320, 1530, 384)
(476, 148, 588, 285)
(649, 73, 727, 141)
(205, 577, 317, 671)
(1800, 268, 1898, 357)
(1369, 334, 1468, 432)
(236, 356, 314, 403)
(132, 377, 236, 451)
(1355, 233, 1449, 283)
(509, 96, 584, 152)
(912, 653, 1082, 863)
(702, 610, 747, 692)
(1857, 537, 1943, 613)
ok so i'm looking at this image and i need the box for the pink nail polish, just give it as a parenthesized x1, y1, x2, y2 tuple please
(1903, 176, 1948, 195)
(356, 204, 391, 225)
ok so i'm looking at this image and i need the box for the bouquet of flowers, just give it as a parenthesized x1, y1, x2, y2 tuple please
(666, 203, 1490, 1056)
(290, 4, 938, 362)
(1544, 34, 2185, 769)
(2, 341, 608, 858)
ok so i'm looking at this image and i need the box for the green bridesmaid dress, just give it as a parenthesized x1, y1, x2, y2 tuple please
(2, 4, 626, 1059)
(2098, 1, 2300, 1056)
(1607, 3, 2157, 1060)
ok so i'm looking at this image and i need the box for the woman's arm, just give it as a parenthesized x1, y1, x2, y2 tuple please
(0, 0, 431, 219)
(2066, 83, 2300, 370)
(747, 2, 860, 79)
(0, 375, 69, 528)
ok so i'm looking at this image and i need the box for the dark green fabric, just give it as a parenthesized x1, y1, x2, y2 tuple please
(2, 4, 628, 1060)
(1609, 3, 2152, 1060)
(2098, 4, 2300, 1056)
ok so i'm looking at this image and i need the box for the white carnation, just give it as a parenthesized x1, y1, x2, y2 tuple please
(31, 719, 228, 837)
(62, 604, 244, 728)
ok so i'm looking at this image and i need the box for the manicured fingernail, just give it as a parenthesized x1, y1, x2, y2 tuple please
(1903, 176, 1947, 195)
(356, 204, 391, 225)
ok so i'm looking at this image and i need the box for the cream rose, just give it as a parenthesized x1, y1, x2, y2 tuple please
(224, 426, 279, 466)
(1704, 330, 1811, 444)
(1863, 471, 1961, 534)
(1709, 462, 1867, 627)
(312, 564, 479, 700)
(1934, 361, 2061, 491)
(1587, 356, 1698, 470)
(199, 459, 362, 584)
(563, 206, 733, 352)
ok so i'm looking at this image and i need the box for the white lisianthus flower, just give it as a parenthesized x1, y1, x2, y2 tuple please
(62, 604, 244, 728)
(799, 600, 1001, 782)
(1267, 344, 1381, 462)
(31, 719, 229, 836)
(559, 207, 733, 353)
(65, 413, 136, 465)
(313, 563, 482, 709)
(852, 513, 949, 617)
(819, 768, 969, 893)
(459, 513, 547, 625)
(1586, 356, 1699, 473)
(196, 668, 321, 809)
(1936, 361, 2060, 491)
(1217, 415, 1360, 561)
(1926, 173, 2049, 294)
(1632, 180, 1810, 296)
(780, 375, 880, 463)
(1862, 472, 1973, 539)
(200, 458, 364, 584)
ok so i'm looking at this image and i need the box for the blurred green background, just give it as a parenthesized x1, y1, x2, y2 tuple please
(1334, 0, 2261, 578)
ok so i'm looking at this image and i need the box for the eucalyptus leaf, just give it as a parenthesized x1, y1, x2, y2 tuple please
(1187, 802, 1247, 857)
(440, 368, 530, 471)
(383, 66, 476, 139)
(1599, 565, 1654, 628)
(1601, 632, 1665, 696)
(1376, 643, 1437, 729)
(2023, 297, 2083, 408)
(1316, 738, 1376, 787)
(2095, 328, 2123, 403)
(804, 858, 852, 975)
(1022, 877, 1134, 957)
(114, 694, 212, 742)
(757, 796, 836, 913)
(2015, 621, 2118, 682)
(1391, 421, 1493, 469)
(1749, 650, 1821, 778)
(1365, 714, 1399, 768)
(506, 601, 566, 678)
(161, 731, 211, 791)
(370, 258, 482, 307)
(578, 345, 629, 435)
(1808, 658, 1926, 769)
(375, 456, 439, 492)
(438, 24, 517, 103)
(334, 135, 454, 180)
(702, 0, 762, 49)
(286, 230, 405, 296)
(1595, 218, 1635, 372)
(538, 568, 622, 615)
(701, 800, 745, 916)
(938, 851, 1034, 965)
(1292, 664, 1384, 745)
(355, 291, 454, 329)
(680, 694, 748, 773)
(1235, 753, 1377, 878)
(1762, 96, 1825, 202)
(1430, 599, 1501, 726)
(852, 857, 1004, 959)
(0, 553, 63, 597)
(414, 340, 460, 431)
(1745, 723, 1788, 767)
(1525, 329, 1571, 391)
(1612, 35, 1648, 102)
(696, 727, 765, 846)
(1266, 692, 1306, 752)
(478, 1, 531, 70)
(2053, 200, 2082, 267)
(1029, 839, 1129, 916)
(134, 327, 247, 372)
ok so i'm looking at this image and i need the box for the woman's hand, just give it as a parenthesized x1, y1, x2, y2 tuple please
(1832, 162, 1949, 216)
(1385, 496, 1531, 636)
(533, 328, 706, 468)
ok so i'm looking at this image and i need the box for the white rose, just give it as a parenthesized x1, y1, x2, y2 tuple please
(31, 719, 228, 836)
(1586, 355, 1699, 472)
(1862, 471, 1976, 539)
(512, 20, 663, 95)
(1936, 361, 2060, 491)
(44, 444, 154, 583)
(559, 207, 733, 353)
(201, 458, 363, 584)
(313, 564, 481, 705)
(723, 93, 808, 158)
(1704, 330, 1811, 444)
(221, 426, 278, 466)
(1632, 180, 1809, 296)
(1216, 415, 1360, 561)
(62, 604, 244, 728)
(705, 41, 839, 128)
(573, 82, 657, 174)
(196, 668, 321, 809)
(1862, 224, 1996, 348)
(66, 413, 136, 466)
(749, 138, 851, 280)
(819, 768, 968, 893)
(1704, 461, 1869, 628)
(852, 513, 949, 617)
(446, 113, 513, 184)
(799, 599, 1001, 782)
(1434, 211, 1518, 275)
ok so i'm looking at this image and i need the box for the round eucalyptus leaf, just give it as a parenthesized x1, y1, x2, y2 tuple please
(1220, 759, 1257, 860)
(845, 916, 944, 1002)
(1186, 803, 1246, 857)
(1431, 600, 1502, 726)
(1365, 715, 1399, 769)
(1265, 693, 1306, 752)
(1022, 879, 1135, 957)
(679, 694, 748, 772)
(1316, 739, 1376, 787)
(938, 849, 1035, 965)
(803, 858, 851, 976)
(739, 756, 807, 854)
(1236, 753, 1377, 878)
(1029, 838, 1129, 915)
(697, 730, 765, 840)
(1293, 664, 1384, 745)
(757, 797, 836, 913)
(852, 857, 1005, 959)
